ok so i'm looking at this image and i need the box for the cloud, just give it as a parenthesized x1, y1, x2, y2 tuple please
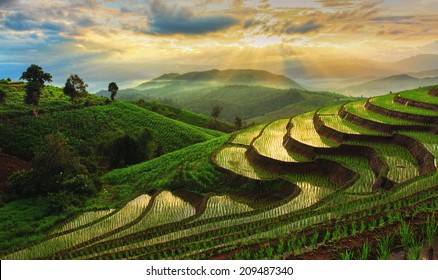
(371, 15, 417, 24)
(284, 19, 322, 34)
(316, 0, 354, 8)
(1, 12, 82, 33)
(146, 0, 239, 35)
(2, 13, 38, 31)
(0, 0, 17, 7)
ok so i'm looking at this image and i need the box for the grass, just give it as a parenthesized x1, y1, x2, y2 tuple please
(401, 131, 438, 160)
(0, 101, 222, 160)
(344, 99, 423, 125)
(398, 88, 438, 105)
(253, 119, 309, 162)
(376, 235, 393, 260)
(289, 111, 337, 148)
(100, 191, 196, 242)
(2, 194, 151, 259)
(101, 136, 230, 205)
(52, 209, 115, 234)
(370, 94, 438, 116)
(231, 123, 266, 145)
(319, 105, 386, 136)
(214, 144, 277, 180)
(321, 155, 375, 194)
(134, 100, 233, 134)
(0, 83, 107, 119)
(348, 141, 419, 183)
(2, 84, 438, 260)
(195, 195, 253, 221)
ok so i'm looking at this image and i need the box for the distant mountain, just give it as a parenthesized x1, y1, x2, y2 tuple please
(392, 54, 438, 73)
(135, 69, 304, 90)
(97, 69, 351, 123)
(408, 69, 438, 79)
(285, 58, 397, 80)
(342, 74, 438, 97)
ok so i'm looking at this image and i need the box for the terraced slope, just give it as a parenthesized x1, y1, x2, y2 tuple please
(2, 86, 438, 260)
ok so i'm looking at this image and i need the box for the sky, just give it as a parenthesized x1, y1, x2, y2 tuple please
(1, 0, 438, 91)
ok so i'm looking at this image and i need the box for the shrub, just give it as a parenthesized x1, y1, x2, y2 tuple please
(46, 191, 78, 214)
(5, 170, 39, 198)
(62, 174, 98, 196)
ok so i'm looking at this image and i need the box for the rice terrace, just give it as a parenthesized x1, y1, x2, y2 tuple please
(1, 0, 438, 263)
(0, 75, 437, 260)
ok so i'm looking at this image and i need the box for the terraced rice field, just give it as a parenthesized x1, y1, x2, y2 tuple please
(344, 100, 423, 125)
(370, 94, 438, 116)
(290, 111, 338, 147)
(253, 119, 309, 162)
(398, 88, 438, 105)
(214, 144, 276, 179)
(319, 105, 386, 135)
(2, 87, 438, 260)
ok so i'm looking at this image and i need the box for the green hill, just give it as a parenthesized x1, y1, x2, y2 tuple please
(134, 100, 234, 133)
(98, 69, 353, 123)
(0, 82, 224, 160)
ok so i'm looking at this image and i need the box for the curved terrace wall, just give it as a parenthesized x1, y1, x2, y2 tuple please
(365, 99, 438, 124)
(313, 111, 435, 176)
(338, 105, 432, 133)
(245, 144, 358, 188)
(394, 95, 438, 111)
(283, 118, 390, 191)
(428, 88, 438, 97)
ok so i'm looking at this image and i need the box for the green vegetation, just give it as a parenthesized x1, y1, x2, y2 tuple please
(398, 87, 438, 105)
(0, 100, 221, 160)
(253, 119, 309, 162)
(135, 99, 232, 133)
(344, 99, 423, 125)
(104, 69, 353, 123)
(1, 75, 438, 261)
(370, 94, 438, 116)
(319, 105, 386, 135)
(20, 64, 52, 107)
(214, 144, 276, 180)
(290, 111, 337, 147)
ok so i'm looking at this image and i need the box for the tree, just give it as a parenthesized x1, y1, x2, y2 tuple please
(0, 89, 5, 104)
(234, 116, 243, 129)
(211, 105, 223, 121)
(63, 74, 88, 102)
(20, 64, 52, 107)
(108, 82, 119, 101)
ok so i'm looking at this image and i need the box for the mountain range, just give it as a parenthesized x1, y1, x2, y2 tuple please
(98, 69, 352, 123)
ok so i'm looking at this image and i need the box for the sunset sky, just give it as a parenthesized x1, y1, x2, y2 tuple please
(1, 0, 438, 91)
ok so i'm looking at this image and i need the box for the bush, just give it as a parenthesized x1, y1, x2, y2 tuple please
(62, 174, 98, 196)
(5, 170, 39, 198)
(46, 191, 78, 214)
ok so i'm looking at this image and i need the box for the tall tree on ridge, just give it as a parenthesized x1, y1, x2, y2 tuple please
(20, 64, 52, 114)
(108, 82, 119, 101)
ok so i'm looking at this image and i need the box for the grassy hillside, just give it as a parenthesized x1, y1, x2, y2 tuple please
(0, 82, 224, 160)
(134, 100, 234, 133)
(110, 84, 352, 123)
